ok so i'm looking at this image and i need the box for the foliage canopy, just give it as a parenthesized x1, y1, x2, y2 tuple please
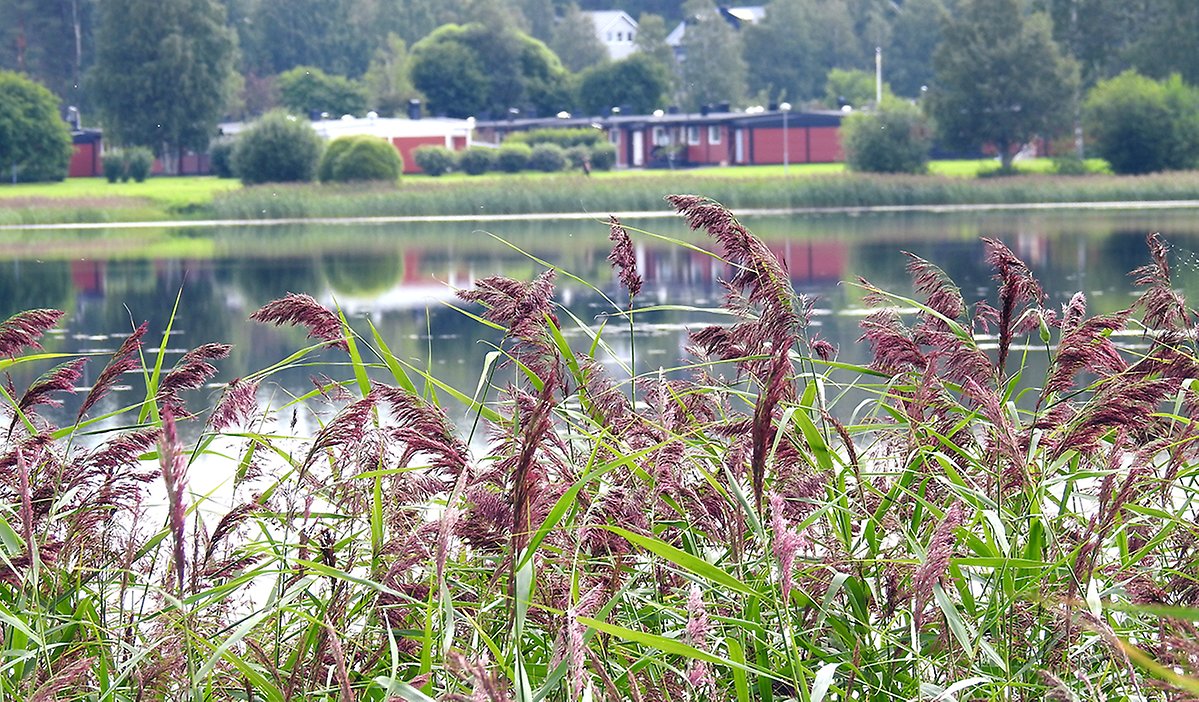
(926, 0, 1079, 170)
(0, 70, 73, 183)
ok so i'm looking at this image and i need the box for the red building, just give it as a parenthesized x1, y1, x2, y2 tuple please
(474, 107, 844, 169)
(68, 129, 103, 177)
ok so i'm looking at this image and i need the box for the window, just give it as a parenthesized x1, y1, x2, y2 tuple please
(708, 125, 722, 144)
(629, 32, 635, 42)
(609, 129, 619, 144)
(687, 126, 700, 145)
(652, 126, 669, 146)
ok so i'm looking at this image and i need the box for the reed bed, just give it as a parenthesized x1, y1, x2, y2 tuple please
(211, 171, 1199, 221)
(0, 196, 1197, 701)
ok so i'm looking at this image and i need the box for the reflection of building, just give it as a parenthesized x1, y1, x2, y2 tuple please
(474, 108, 842, 169)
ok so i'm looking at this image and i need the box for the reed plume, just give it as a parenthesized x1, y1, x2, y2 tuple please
(250, 293, 347, 350)
(0, 309, 64, 358)
(78, 321, 147, 421)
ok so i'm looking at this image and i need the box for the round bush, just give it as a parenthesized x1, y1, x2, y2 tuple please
(125, 147, 154, 182)
(0, 70, 73, 182)
(589, 143, 617, 171)
(565, 145, 590, 170)
(232, 111, 323, 185)
(413, 145, 455, 176)
(841, 99, 932, 174)
(209, 139, 236, 178)
(318, 135, 403, 183)
(102, 152, 125, 183)
(457, 147, 494, 176)
(528, 143, 567, 172)
(1084, 71, 1199, 174)
(495, 143, 532, 173)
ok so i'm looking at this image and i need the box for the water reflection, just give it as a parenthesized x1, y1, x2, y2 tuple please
(2, 209, 1197, 421)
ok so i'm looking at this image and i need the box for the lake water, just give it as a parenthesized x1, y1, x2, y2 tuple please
(5, 207, 1199, 424)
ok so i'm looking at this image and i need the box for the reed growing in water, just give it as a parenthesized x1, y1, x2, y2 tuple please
(0, 196, 1196, 700)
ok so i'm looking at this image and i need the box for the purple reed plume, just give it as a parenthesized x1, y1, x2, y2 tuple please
(608, 216, 643, 299)
(250, 293, 347, 351)
(904, 251, 965, 323)
(1044, 303, 1129, 396)
(1131, 232, 1191, 331)
(769, 492, 806, 603)
(0, 309, 64, 358)
(158, 408, 189, 596)
(912, 501, 965, 629)
(208, 377, 260, 432)
(685, 582, 717, 696)
(159, 343, 231, 417)
(300, 394, 376, 473)
(18, 358, 86, 413)
(567, 608, 586, 697)
(78, 322, 147, 422)
(983, 238, 1045, 373)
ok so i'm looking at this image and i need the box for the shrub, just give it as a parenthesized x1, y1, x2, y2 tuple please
(841, 99, 933, 174)
(1084, 70, 1199, 174)
(318, 135, 403, 183)
(1051, 155, 1090, 175)
(412, 145, 455, 176)
(565, 144, 590, 170)
(102, 152, 125, 183)
(209, 139, 236, 178)
(495, 142, 532, 173)
(232, 110, 323, 185)
(589, 143, 617, 171)
(506, 127, 603, 148)
(277, 65, 368, 118)
(457, 147, 494, 175)
(125, 146, 154, 182)
(528, 143, 567, 172)
(0, 70, 73, 182)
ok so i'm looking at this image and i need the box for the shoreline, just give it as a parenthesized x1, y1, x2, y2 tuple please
(5, 198, 1199, 232)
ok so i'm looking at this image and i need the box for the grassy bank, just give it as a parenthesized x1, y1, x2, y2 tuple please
(0, 198, 1195, 699)
(0, 158, 1188, 227)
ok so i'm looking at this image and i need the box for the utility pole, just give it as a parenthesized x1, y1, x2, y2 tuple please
(875, 47, 883, 105)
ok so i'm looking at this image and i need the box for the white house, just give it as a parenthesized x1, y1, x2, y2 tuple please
(667, 6, 765, 60)
(582, 10, 639, 61)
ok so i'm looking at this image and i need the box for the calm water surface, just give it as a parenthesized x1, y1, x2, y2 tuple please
(5, 208, 1199, 424)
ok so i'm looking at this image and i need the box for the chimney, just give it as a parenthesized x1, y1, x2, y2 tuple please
(407, 99, 422, 120)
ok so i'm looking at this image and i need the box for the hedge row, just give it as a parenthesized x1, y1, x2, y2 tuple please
(413, 142, 617, 176)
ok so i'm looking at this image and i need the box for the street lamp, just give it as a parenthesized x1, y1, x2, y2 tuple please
(779, 102, 792, 174)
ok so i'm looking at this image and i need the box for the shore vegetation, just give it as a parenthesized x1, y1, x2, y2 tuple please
(0, 197, 1196, 699)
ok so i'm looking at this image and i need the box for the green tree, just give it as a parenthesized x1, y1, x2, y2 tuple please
(678, 0, 747, 110)
(633, 13, 677, 93)
(841, 98, 933, 173)
(926, 0, 1078, 170)
(548, 3, 609, 73)
(90, 0, 236, 172)
(576, 53, 671, 114)
(241, 0, 373, 77)
(1123, 0, 1199, 86)
(410, 23, 569, 118)
(824, 68, 892, 109)
(743, 0, 860, 103)
(277, 66, 369, 118)
(0, 70, 73, 182)
(0, 0, 94, 112)
(1083, 71, 1199, 174)
(362, 34, 420, 117)
(885, 0, 946, 97)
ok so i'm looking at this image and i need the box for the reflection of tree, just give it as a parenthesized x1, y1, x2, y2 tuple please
(228, 256, 325, 306)
(322, 250, 403, 297)
(0, 260, 73, 320)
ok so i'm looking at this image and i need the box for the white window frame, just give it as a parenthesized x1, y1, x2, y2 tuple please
(652, 126, 669, 146)
(687, 126, 700, 145)
(708, 125, 722, 144)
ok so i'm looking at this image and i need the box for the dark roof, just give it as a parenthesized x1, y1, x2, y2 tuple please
(474, 109, 843, 131)
(71, 128, 102, 144)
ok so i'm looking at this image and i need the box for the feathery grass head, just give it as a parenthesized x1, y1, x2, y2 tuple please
(0, 309, 64, 358)
(250, 293, 347, 350)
